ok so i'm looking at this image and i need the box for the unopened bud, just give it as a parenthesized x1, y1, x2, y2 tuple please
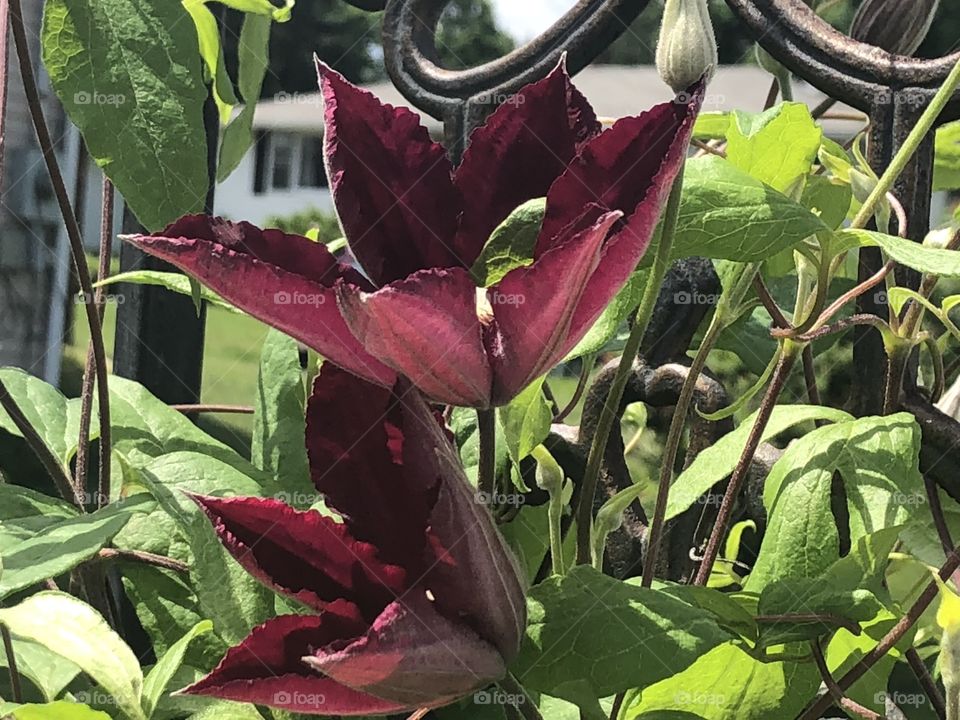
(850, 0, 940, 56)
(656, 0, 718, 93)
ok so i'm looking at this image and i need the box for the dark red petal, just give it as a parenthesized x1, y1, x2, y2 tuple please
(183, 609, 410, 716)
(337, 268, 493, 407)
(303, 592, 505, 708)
(486, 210, 621, 404)
(452, 60, 600, 266)
(191, 495, 405, 619)
(537, 85, 703, 255)
(396, 388, 527, 659)
(318, 62, 463, 284)
(124, 217, 395, 388)
(305, 364, 436, 568)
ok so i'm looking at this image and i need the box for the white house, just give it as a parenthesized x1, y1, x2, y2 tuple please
(215, 65, 897, 228)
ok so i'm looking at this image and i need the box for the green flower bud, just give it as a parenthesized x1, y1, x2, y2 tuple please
(850, 0, 940, 56)
(656, 0, 718, 93)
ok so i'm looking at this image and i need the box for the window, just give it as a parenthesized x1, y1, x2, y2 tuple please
(270, 133, 295, 190)
(298, 136, 328, 188)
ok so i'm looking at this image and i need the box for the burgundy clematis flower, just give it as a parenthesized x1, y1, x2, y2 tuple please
(125, 62, 701, 406)
(181, 364, 526, 714)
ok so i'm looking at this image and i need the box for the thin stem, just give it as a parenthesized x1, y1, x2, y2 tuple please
(883, 344, 910, 414)
(97, 548, 189, 574)
(641, 311, 724, 586)
(9, 0, 111, 505)
(1, 623, 22, 703)
(477, 408, 496, 503)
(850, 58, 960, 231)
(76, 178, 115, 509)
(576, 167, 686, 566)
(906, 646, 947, 720)
(693, 344, 800, 585)
(497, 673, 544, 720)
(792, 314, 890, 344)
(609, 692, 625, 720)
(555, 355, 594, 423)
(171, 404, 255, 414)
(811, 640, 882, 720)
(0, 378, 78, 505)
(753, 274, 791, 328)
(799, 544, 960, 719)
(801, 345, 822, 407)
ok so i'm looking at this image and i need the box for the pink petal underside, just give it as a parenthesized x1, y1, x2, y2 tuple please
(537, 85, 704, 256)
(486, 210, 622, 404)
(305, 364, 437, 569)
(318, 61, 464, 284)
(124, 217, 395, 388)
(563, 86, 703, 342)
(395, 388, 527, 659)
(336, 268, 494, 407)
(452, 60, 600, 267)
(191, 494, 406, 620)
(302, 592, 505, 709)
(182, 609, 411, 716)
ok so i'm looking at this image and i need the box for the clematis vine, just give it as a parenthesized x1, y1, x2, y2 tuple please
(181, 364, 526, 714)
(125, 61, 701, 407)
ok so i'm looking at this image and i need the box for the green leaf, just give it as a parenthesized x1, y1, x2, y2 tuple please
(665, 156, 830, 263)
(622, 643, 820, 719)
(726, 103, 823, 194)
(748, 414, 923, 590)
(0, 367, 85, 466)
(801, 174, 852, 230)
(649, 583, 758, 641)
(96, 271, 242, 314)
(218, 13, 271, 180)
(935, 121, 960, 191)
(0, 592, 146, 720)
(692, 111, 730, 140)
(251, 329, 309, 500)
(0, 485, 78, 545)
(0, 638, 80, 702)
(754, 527, 900, 647)
(0, 495, 152, 599)
(109, 376, 261, 477)
(470, 198, 544, 286)
(142, 620, 213, 718)
(665, 405, 853, 521)
(837, 227, 960, 277)
(697, 347, 778, 421)
(513, 566, 731, 701)
(135, 452, 273, 645)
(41, 0, 208, 230)
(216, 0, 293, 21)
(7, 702, 113, 720)
(497, 377, 551, 465)
(182, 0, 237, 123)
(565, 269, 648, 360)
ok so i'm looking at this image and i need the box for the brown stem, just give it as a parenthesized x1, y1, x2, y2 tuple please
(0, 379, 78, 505)
(906, 646, 947, 719)
(801, 345, 822, 406)
(477, 408, 496, 502)
(497, 673, 544, 720)
(171, 404, 254, 414)
(641, 317, 724, 586)
(811, 96, 837, 120)
(791, 314, 890, 344)
(1, 623, 22, 703)
(799, 544, 960, 719)
(555, 357, 593, 423)
(811, 640, 882, 720)
(76, 178, 115, 509)
(883, 346, 909, 414)
(9, 0, 111, 507)
(97, 548, 188, 574)
(693, 346, 799, 585)
(753, 275, 791, 328)
(609, 692, 625, 720)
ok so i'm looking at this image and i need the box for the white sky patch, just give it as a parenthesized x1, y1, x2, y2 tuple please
(489, 0, 575, 42)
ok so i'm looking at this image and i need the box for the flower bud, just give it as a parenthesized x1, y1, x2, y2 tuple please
(849, 0, 940, 56)
(656, 0, 718, 93)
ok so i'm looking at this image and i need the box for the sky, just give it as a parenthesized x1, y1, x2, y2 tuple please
(489, 0, 575, 42)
